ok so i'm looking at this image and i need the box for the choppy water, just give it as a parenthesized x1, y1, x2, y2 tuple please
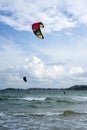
(0, 89, 87, 130)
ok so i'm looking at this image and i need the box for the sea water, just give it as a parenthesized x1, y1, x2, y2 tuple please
(0, 89, 87, 130)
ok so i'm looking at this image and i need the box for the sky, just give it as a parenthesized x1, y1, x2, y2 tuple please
(0, 0, 87, 89)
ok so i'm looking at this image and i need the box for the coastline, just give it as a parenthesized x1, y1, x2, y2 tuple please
(1, 85, 87, 91)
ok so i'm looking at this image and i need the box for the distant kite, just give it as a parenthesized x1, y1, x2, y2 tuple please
(23, 76, 27, 82)
(32, 22, 44, 39)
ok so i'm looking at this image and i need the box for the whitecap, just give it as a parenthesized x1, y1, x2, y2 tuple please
(20, 97, 46, 101)
(0, 112, 5, 117)
(72, 96, 87, 102)
(13, 113, 26, 117)
(30, 112, 61, 117)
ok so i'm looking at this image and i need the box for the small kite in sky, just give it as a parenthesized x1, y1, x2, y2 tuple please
(23, 76, 27, 82)
(32, 22, 44, 39)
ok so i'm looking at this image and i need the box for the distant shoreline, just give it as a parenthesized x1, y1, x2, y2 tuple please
(66, 85, 87, 90)
(1, 85, 87, 91)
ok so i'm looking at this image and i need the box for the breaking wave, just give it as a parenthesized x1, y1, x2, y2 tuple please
(21, 97, 46, 101)
(61, 110, 87, 116)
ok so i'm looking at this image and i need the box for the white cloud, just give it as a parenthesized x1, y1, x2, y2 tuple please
(24, 56, 45, 78)
(24, 56, 65, 79)
(66, 0, 87, 25)
(0, 0, 87, 32)
(23, 56, 87, 87)
(46, 65, 65, 79)
(0, 55, 87, 89)
(68, 66, 84, 76)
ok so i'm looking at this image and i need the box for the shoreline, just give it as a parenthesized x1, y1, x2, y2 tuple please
(1, 85, 87, 91)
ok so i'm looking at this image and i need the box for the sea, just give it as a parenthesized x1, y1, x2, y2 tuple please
(0, 88, 87, 130)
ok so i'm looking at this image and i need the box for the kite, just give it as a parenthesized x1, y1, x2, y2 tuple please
(32, 22, 44, 39)
(23, 76, 27, 82)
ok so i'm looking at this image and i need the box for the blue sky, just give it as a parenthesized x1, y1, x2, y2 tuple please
(0, 0, 87, 89)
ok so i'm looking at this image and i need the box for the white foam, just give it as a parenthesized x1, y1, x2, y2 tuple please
(44, 112, 61, 116)
(0, 112, 5, 117)
(30, 112, 62, 116)
(21, 97, 46, 101)
(72, 96, 87, 102)
(13, 113, 25, 116)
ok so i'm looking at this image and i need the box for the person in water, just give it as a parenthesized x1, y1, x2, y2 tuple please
(64, 91, 65, 94)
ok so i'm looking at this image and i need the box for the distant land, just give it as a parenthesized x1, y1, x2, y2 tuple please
(1, 85, 87, 91)
(66, 85, 87, 90)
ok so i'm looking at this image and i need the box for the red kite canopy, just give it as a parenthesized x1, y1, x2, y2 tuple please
(32, 22, 44, 39)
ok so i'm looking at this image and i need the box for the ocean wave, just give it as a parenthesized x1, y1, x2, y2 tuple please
(21, 97, 46, 101)
(0, 96, 45, 101)
(13, 112, 60, 117)
(56, 96, 87, 104)
(0, 96, 52, 102)
(28, 104, 38, 108)
(1, 94, 87, 104)
(45, 97, 52, 101)
(13, 112, 47, 118)
(7, 112, 61, 118)
(0, 96, 21, 101)
(13, 113, 27, 117)
(0, 112, 5, 117)
(30, 111, 87, 117)
(56, 99, 75, 104)
(29, 112, 61, 117)
(60, 110, 86, 117)
(72, 96, 87, 102)
(0, 97, 9, 100)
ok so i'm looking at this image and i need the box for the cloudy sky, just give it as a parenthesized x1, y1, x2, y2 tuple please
(0, 0, 87, 89)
